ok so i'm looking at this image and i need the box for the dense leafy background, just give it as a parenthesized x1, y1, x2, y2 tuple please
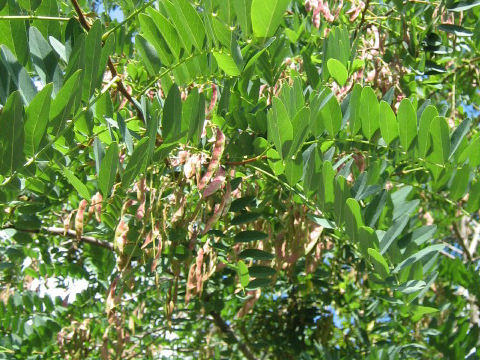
(1, 0, 480, 359)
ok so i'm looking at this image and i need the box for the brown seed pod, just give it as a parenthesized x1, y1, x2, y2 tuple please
(185, 263, 197, 304)
(75, 200, 88, 246)
(114, 219, 129, 255)
(63, 211, 75, 236)
(202, 179, 232, 235)
(202, 166, 226, 198)
(89, 192, 103, 222)
(198, 127, 225, 191)
(195, 248, 205, 294)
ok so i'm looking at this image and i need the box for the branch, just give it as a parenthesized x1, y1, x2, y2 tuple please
(70, 0, 144, 121)
(45, 227, 114, 251)
(353, 0, 371, 41)
(225, 155, 267, 166)
(3, 226, 113, 251)
(210, 311, 257, 360)
(453, 221, 473, 262)
(0, 15, 70, 21)
(102, 0, 155, 41)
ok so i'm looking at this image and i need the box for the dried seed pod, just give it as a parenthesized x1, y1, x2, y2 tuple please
(114, 219, 129, 255)
(202, 180, 231, 235)
(106, 277, 118, 317)
(75, 200, 88, 246)
(195, 248, 205, 294)
(202, 166, 226, 198)
(208, 83, 217, 113)
(185, 263, 197, 304)
(184, 154, 200, 179)
(198, 128, 225, 190)
(64, 211, 75, 235)
(89, 192, 103, 222)
(237, 290, 261, 318)
(151, 222, 163, 272)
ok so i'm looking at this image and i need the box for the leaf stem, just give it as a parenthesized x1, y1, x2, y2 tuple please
(0, 15, 70, 21)
(1, 75, 119, 187)
(102, 0, 155, 41)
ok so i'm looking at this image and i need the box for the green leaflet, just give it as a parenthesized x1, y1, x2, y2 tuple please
(63, 168, 91, 200)
(251, 0, 290, 38)
(135, 35, 162, 76)
(24, 84, 53, 157)
(267, 97, 293, 160)
(447, 0, 480, 12)
(345, 198, 364, 243)
(397, 98, 417, 151)
(82, 20, 102, 102)
(349, 84, 362, 135)
(380, 214, 409, 255)
(166, 0, 205, 50)
(368, 248, 390, 279)
(334, 176, 349, 225)
(310, 87, 341, 138)
(417, 105, 438, 158)
(450, 166, 471, 201)
(288, 107, 310, 158)
(428, 116, 450, 165)
(238, 249, 274, 261)
(0, 45, 37, 105)
(28, 27, 63, 94)
(392, 244, 445, 274)
(138, 13, 173, 66)
(146, 8, 181, 60)
(231, 212, 262, 225)
(237, 260, 250, 288)
(358, 226, 379, 257)
(319, 160, 335, 211)
(49, 69, 83, 137)
(249, 265, 276, 278)
(360, 86, 379, 140)
(459, 133, 480, 167)
(121, 137, 150, 188)
(235, 231, 268, 243)
(285, 155, 303, 186)
(0, 91, 24, 175)
(0, 0, 29, 66)
(379, 100, 398, 145)
(162, 84, 183, 143)
(438, 24, 473, 37)
(183, 89, 206, 145)
(213, 52, 241, 76)
(327, 58, 348, 86)
(233, 0, 252, 37)
(267, 148, 285, 175)
(302, 144, 322, 195)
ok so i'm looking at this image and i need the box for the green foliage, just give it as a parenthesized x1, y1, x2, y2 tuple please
(0, 0, 480, 359)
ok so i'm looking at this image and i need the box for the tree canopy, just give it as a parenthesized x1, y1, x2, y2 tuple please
(1, 0, 480, 358)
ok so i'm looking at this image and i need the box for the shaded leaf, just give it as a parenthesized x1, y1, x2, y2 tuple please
(98, 142, 118, 197)
(0, 91, 24, 175)
(63, 168, 90, 199)
(24, 84, 53, 157)
(234, 231, 268, 243)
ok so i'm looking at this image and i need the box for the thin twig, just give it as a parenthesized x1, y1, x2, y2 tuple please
(353, 0, 371, 41)
(2, 226, 113, 251)
(102, 0, 155, 41)
(225, 155, 267, 166)
(453, 221, 473, 262)
(0, 15, 70, 21)
(70, 0, 144, 121)
(210, 311, 257, 360)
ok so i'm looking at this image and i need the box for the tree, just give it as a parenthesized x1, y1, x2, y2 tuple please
(1, 0, 480, 358)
